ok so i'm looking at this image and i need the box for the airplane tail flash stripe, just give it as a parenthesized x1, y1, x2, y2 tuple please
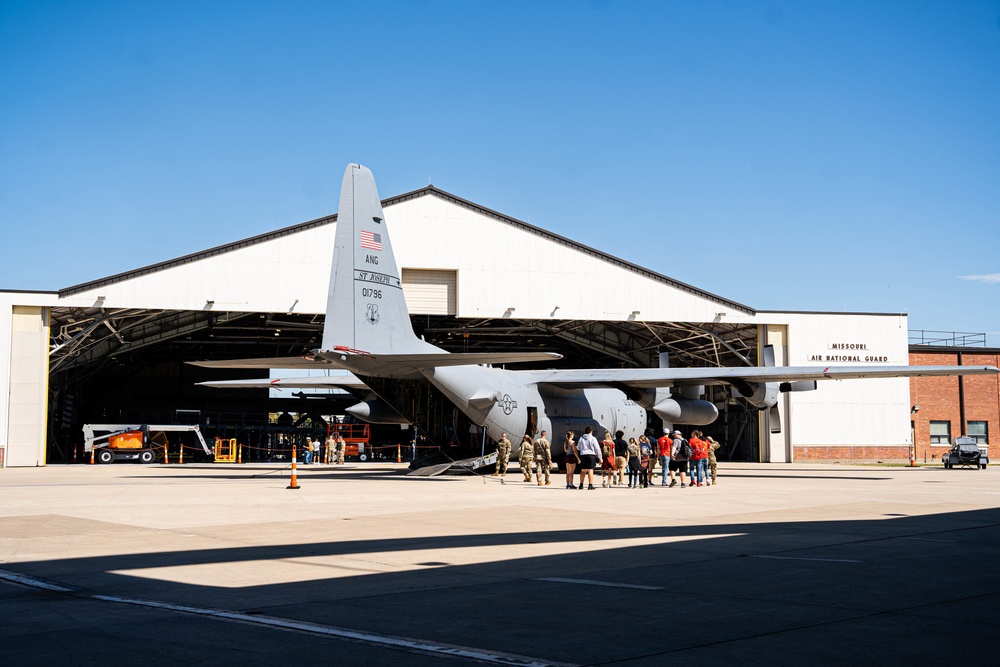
(321, 164, 436, 356)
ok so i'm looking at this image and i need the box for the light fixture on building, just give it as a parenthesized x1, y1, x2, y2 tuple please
(911, 405, 921, 414)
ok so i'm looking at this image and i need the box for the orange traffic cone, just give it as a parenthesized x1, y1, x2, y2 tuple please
(179, 445, 184, 465)
(287, 445, 300, 489)
(397, 443, 401, 463)
(89, 447, 95, 465)
(163, 443, 169, 464)
(237, 444, 243, 464)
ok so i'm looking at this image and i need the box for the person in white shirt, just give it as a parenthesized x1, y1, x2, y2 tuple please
(575, 426, 601, 490)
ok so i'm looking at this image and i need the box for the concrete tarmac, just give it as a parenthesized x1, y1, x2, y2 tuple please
(1, 461, 999, 665)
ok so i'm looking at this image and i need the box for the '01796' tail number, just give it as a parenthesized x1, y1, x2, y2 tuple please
(362, 288, 382, 299)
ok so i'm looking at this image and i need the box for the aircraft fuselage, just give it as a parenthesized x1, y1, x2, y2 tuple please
(423, 365, 647, 457)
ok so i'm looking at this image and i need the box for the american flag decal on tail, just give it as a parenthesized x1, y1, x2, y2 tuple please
(360, 231, 382, 251)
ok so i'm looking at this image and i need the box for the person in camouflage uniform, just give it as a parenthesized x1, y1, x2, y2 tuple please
(706, 436, 721, 485)
(335, 435, 346, 464)
(533, 430, 552, 486)
(518, 435, 534, 482)
(492, 432, 512, 476)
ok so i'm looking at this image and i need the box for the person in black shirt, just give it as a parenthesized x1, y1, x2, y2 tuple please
(613, 430, 629, 487)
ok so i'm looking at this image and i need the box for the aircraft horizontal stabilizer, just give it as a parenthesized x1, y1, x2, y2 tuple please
(312, 350, 562, 376)
(187, 356, 330, 370)
(197, 375, 368, 390)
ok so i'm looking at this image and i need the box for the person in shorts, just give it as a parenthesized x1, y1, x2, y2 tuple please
(575, 426, 601, 490)
(668, 431, 689, 488)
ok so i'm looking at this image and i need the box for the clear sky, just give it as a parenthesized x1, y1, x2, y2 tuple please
(2, 1, 998, 344)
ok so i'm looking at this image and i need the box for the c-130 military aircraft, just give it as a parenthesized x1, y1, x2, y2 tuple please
(193, 164, 998, 447)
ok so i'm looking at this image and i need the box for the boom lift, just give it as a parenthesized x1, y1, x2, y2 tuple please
(83, 424, 212, 464)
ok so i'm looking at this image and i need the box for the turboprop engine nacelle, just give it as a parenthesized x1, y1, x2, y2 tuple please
(651, 397, 719, 426)
(345, 400, 410, 424)
(733, 382, 779, 410)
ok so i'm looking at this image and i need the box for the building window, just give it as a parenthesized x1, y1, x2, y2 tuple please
(968, 421, 988, 445)
(930, 421, 950, 445)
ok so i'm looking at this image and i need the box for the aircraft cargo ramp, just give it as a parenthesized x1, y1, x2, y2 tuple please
(406, 451, 498, 477)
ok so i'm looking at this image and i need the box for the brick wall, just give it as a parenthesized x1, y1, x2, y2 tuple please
(794, 445, 910, 464)
(909, 348, 1000, 463)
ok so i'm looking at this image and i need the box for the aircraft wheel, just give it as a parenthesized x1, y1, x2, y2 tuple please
(96, 449, 115, 464)
(139, 450, 155, 464)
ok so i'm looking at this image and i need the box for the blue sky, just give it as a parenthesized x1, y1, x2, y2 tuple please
(2, 1, 999, 344)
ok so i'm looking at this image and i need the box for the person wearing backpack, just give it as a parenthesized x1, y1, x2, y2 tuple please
(626, 437, 641, 488)
(668, 430, 690, 488)
(688, 430, 709, 487)
(638, 436, 653, 488)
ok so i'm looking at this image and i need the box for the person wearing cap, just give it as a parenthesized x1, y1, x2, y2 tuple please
(657, 428, 673, 487)
(668, 430, 689, 487)
(491, 432, 511, 477)
(706, 436, 721, 485)
(303, 437, 314, 465)
(518, 434, 535, 482)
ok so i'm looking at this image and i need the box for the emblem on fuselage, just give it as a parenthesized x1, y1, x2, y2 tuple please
(500, 394, 517, 415)
(365, 303, 380, 325)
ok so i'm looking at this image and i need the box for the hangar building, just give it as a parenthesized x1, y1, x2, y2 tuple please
(2, 184, 915, 467)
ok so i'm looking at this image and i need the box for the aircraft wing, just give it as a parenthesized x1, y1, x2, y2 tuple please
(520, 364, 1000, 389)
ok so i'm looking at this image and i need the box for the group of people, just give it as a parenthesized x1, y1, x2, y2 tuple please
(492, 426, 721, 489)
(301, 435, 347, 465)
(491, 431, 555, 486)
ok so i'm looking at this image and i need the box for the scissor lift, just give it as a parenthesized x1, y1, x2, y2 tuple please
(83, 424, 212, 464)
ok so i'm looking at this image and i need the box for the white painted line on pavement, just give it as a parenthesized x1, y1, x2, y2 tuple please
(899, 537, 957, 543)
(93, 594, 574, 667)
(0, 568, 572, 666)
(0, 569, 74, 592)
(536, 577, 663, 591)
(751, 555, 862, 563)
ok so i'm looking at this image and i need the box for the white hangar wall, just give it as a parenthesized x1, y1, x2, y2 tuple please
(1, 292, 55, 467)
(54, 225, 337, 314)
(54, 191, 749, 323)
(2, 188, 914, 466)
(763, 312, 912, 462)
(389, 195, 747, 323)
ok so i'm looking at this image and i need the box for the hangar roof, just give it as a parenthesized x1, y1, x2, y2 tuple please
(59, 185, 753, 315)
(45, 184, 761, 376)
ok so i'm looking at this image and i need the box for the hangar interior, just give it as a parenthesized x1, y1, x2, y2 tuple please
(46, 303, 764, 464)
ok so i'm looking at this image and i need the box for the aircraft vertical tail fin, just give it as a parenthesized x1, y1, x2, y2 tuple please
(321, 164, 432, 355)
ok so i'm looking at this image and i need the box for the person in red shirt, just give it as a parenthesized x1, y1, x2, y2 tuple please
(688, 430, 709, 487)
(657, 429, 673, 487)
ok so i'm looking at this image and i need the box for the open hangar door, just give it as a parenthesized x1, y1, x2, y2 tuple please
(404, 315, 763, 462)
(46, 306, 339, 462)
(45, 305, 763, 463)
